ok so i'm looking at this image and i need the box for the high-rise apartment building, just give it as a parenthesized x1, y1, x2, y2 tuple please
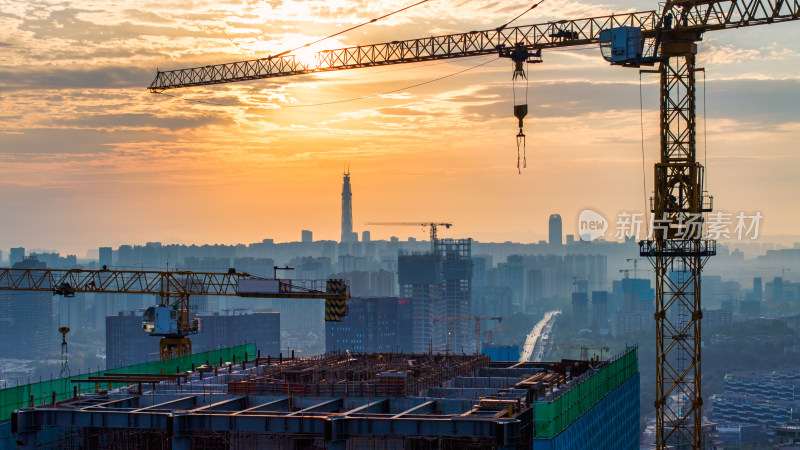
(9, 247, 25, 267)
(398, 239, 473, 353)
(592, 290, 610, 333)
(99, 247, 112, 268)
(0, 256, 55, 359)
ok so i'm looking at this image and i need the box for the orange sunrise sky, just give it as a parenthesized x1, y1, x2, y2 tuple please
(1, 0, 799, 256)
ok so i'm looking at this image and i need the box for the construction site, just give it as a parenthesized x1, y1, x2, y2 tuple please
(0, 0, 798, 448)
(11, 348, 639, 449)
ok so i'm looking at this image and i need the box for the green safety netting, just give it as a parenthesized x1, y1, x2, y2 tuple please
(533, 347, 638, 439)
(0, 343, 254, 422)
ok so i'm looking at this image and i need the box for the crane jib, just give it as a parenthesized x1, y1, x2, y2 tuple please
(148, 0, 799, 91)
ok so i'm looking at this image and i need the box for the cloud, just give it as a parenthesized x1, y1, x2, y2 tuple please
(54, 112, 231, 130)
(0, 67, 153, 91)
(0, 0, 798, 252)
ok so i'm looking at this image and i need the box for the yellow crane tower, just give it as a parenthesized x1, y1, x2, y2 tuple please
(147, 2, 799, 447)
(0, 267, 349, 360)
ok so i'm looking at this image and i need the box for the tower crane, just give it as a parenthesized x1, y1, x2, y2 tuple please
(147, 2, 799, 447)
(0, 267, 349, 360)
(366, 222, 452, 253)
(412, 314, 503, 354)
(436, 315, 503, 354)
(484, 324, 507, 347)
(626, 258, 644, 279)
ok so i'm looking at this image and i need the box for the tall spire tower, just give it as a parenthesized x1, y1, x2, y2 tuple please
(341, 169, 356, 242)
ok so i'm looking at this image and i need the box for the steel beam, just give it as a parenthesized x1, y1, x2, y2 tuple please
(342, 398, 389, 415)
(391, 400, 436, 418)
(80, 396, 139, 410)
(231, 397, 290, 414)
(130, 396, 198, 412)
(187, 396, 246, 412)
(13, 408, 170, 432)
(288, 398, 343, 416)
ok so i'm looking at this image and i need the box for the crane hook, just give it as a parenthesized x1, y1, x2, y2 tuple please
(514, 104, 528, 173)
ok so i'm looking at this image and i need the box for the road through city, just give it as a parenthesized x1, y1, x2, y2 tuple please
(520, 310, 561, 362)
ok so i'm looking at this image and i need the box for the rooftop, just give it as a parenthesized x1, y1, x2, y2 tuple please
(12, 348, 638, 448)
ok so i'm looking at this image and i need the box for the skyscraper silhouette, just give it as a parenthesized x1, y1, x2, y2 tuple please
(341, 170, 357, 242)
(549, 214, 563, 246)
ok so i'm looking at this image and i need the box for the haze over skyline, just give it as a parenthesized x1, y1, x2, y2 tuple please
(2, 0, 799, 255)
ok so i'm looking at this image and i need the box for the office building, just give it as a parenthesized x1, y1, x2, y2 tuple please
(99, 246, 112, 268)
(325, 297, 405, 353)
(592, 291, 609, 333)
(0, 257, 55, 360)
(712, 368, 800, 429)
(106, 311, 280, 369)
(9, 248, 25, 267)
(549, 214, 562, 247)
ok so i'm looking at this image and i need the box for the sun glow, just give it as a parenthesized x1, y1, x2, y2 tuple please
(289, 44, 321, 68)
(234, 33, 328, 68)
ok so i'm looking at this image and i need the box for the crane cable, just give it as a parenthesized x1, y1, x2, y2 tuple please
(155, 48, 597, 109)
(504, 1, 547, 173)
(157, 56, 497, 108)
(497, 0, 547, 31)
(283, 56, 498, 108)
(269, 0, 434, 60)
(639, 71, 649, 238)
(702, 69, 708, 190)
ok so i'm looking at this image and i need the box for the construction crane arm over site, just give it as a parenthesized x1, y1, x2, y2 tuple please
(145, 2, 799, 448)
(148, 0, 798, 91)
(0, 267, 349, 359)
(0, 267, 345, 299)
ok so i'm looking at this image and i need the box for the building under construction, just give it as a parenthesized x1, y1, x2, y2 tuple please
(399, 238, 473, 354)
(11, 347, 639, 449)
